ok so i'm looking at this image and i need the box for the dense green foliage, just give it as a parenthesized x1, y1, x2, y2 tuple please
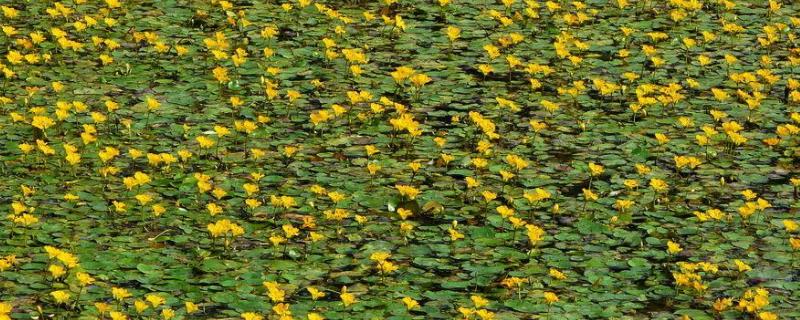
(1, 0, 800, 319)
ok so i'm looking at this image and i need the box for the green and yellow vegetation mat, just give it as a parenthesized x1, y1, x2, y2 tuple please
(1, 0, 800, 319)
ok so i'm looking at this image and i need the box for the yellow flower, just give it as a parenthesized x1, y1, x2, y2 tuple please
(428, 153, 447, 167)
(475, 309, 495, 320)
(309, 231, 325, 242)
(496, 205, 515, 218)
(733, 259, 752, 272)
(614, 199, 634, 212)
(394, 14, 406, 31)
(272, 145, 294, 158)
(243, 183, 259, 196)
(112, 287, 131, 301)
(529, 119, 547, 132)
(524, 188, 551, 203)
(51, 290, 71, 304)
(505, 154, 528, 171)
(741, 189, 757, 200)
(477, 64, 493, 76)
(146, 294, 164, 307)
(465, 176, 480, 188)
(649, 178, 668, 193)
(72, 271, 93, 286)
(161, 309, 175, 320)
(480, 191, 497, 202)
(448, 227, 465, 241)
(282, 224, 300, 238)
(213, 66, 229, 83)
(308, 313, 325, 320)
(713, 297, 733, 312)
(99, 54, 114, 65)
(214, 125, 231, 137)
(402, 296, 419, 309)
(654, 133, 670, 144)
(48, 264, 66, 278)
(241, 312, 263, 320)
(196, 135, 215, 148)
(549, 268, 567, 280)
(134, 300, 149, 313)
(790, 238, 800, 250)
(65, 152, 81, 165)
(272, 303, 291, 317)
(145, 96, 160, 111)
(397, 208, 413, 220)
(501, 277, 528, 289)
(31, 116, 55, 130)
(471, 157, 488, 169)
(784, 220, 799, 232)
(286, 90, 301, 102)
(395, 184, 420, 199)
(400, 221, 415, 235)
(526, 224, 545, 244)
(409, 73, 431, 88)
(446, 26, 460, 41)
(6, 50, 23, 64)
(340, 286, 357, 307)
(582, 188, 599, 201)
(0, 302, 11, 317)
(768, 0, 781, 12)
(1, 6, 19, 18)
(109, 312, 127, 320)
(540, 99, 560, 113)
(391, 67, 413, 83)
(543, 291, 559, 304)
(307, 286, 326, 300)
(349, 65, 362, 76)
(18, 143, 34, 154)
(263, 281, 285, 302)
(587, 162, 604, 176)
(470, 295, 489, 308)
(12, 214, 39, 226)
(368, 252, 390, 264)
(666, 240, 682, 254)
(367, 162, 381, 175)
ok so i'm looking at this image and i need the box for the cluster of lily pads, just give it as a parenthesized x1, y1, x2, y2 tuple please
(1, 0, 800, 319)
